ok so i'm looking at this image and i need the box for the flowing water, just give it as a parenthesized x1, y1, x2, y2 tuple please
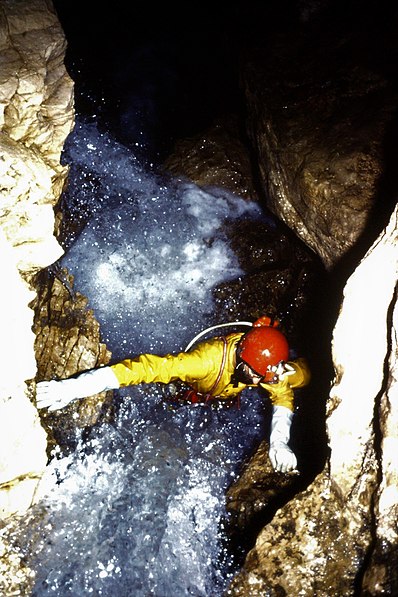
(2, 118, 274, 596)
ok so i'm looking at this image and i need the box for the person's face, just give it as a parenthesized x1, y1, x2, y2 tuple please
(234, 361, 263, 385)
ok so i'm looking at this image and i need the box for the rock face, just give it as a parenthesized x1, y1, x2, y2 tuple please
(227, 205, 398, 596)
(328, 205, 398, 595)
(0, 0, 73, 517)
(241, 7, 398, 271)
(222, 5, 398, 593)
(0, 0, 397, 594)
(163, 115, 260, 202)
(33, 266, 112, 451)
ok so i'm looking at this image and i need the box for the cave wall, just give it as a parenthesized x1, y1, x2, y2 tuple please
(0, 1, 396, 594)
(241, 3, 398, 271)
(224, 4, 398, 593)
(0, 0, 74, 517)
(227, 204, 398, 596)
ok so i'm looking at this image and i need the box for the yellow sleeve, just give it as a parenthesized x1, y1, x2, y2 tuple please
(110, 350, 213, 387)
(260, 377, 295, 411)
(259, 358, 311, 411)
(286, 357, 311, 389)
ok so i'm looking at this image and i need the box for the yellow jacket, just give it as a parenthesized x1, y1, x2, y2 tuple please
(110, 332, 311, 411)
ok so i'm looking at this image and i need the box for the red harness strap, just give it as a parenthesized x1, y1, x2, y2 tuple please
(207, 335, 228, 396)
(178, 336, 229, 404)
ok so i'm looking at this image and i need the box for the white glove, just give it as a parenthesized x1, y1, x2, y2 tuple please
(269, 404, 298, 473)
(36, 366, 120, 412)
(267, 361, 296, 383)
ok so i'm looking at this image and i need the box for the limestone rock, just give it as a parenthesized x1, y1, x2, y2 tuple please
(228, 470, 371, 596)
(0, 232, 47, 517)
(329, 204, 398, 594)
(163, 115, 260, 202)
(33, 266, 112, 438)
(0, 0, 74, 276)
(0, 0, 74, 170)
(0, 537, 35, 597)
(163, 117, 325, 348)
(0, 132, 64, 274)
(0, 237, 45, 590)
(227, 205, 398, 595)
(242, 24, 397, 270)
(225, 438, 300, 552)
(225, 8, 398, 593)
(0, 0, 74, 520)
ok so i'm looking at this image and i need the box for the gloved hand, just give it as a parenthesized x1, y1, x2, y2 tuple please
(267, 361, 296, 384)
(269, 404, 298, 473)
(36, 366, 120, 412)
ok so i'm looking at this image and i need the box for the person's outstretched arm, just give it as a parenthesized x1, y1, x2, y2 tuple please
(36, 366, 120, 411)
(36, 349, 213, 411)
(268, 404, 297, 473)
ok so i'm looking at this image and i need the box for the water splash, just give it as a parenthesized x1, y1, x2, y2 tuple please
(60, 118, 263, 358)
(6, 386, 265, 596)
(3, 119, 271, 596)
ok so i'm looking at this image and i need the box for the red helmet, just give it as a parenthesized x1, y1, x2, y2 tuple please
(238, 316, 289, 381)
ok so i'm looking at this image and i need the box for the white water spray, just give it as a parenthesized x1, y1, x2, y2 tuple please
(3, 119, 270, 597)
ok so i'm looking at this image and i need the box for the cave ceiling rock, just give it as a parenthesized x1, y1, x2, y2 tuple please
(242, 45, 395, 270)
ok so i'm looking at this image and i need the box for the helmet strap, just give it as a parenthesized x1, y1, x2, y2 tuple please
(231, 361, 248, 386)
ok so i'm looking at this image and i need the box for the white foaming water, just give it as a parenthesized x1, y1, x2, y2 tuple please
(61, 119, 264, 358)
(3, 119, 270, 596)
(10, 387, 266, 597)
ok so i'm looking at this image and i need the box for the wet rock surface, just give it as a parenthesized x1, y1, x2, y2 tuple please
(0, 0, 397, 595)
(213, 218, 324, 348)
(241, 4, 398, 271)
(33, 267, 113, 455)
(226, 205, 398, 596)
(163, 115, 260, 202)
(0, 1, 75, 591)
(162, 112, 328, 355)
(0, 0, 74, 521)
(224, 438, 302, 557)
(227, 470, 373, 596)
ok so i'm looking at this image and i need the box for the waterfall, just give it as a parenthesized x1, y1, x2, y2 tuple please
(3, 117, 272, 596)
(59, 118, 264, 358)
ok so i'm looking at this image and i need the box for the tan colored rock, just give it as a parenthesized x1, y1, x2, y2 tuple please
(163, 115, 259, 201)
(228, 470, 370, 597)
(0, 0, 74, 169)
(0, 0, 74, 276)
(0, 536, 35, 597)
(34, 267, 112, 431)
(0, 0, 74, 521)
(225, 437, 300, 555)
(331, 204, 398, 594)
(328, 206, 398, 499)
(0, 231, 47, 517)
(0, 395, 47, 518)
(227, 205, 398, 595)
(0, 132, 63, 274)
(242, 44, 395, 270)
